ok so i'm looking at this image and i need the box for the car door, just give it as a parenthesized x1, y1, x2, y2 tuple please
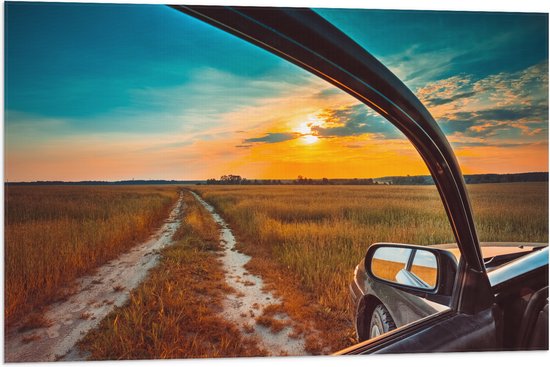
(170, 5, 499, 353)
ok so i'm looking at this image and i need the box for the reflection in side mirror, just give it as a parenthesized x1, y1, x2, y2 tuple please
(371, 246, 438, 290)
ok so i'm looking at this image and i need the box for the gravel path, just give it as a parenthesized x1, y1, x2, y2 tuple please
(4, 193, 185, 362)
(190, 191, 308, 356)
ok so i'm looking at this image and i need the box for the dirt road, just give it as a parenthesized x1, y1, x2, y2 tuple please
(5, 190, 310, 361)
(190, 191, 308, 356)
(4, 193, 185, 362)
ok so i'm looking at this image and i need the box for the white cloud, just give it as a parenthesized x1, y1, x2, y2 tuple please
(413, 61, 548, 139)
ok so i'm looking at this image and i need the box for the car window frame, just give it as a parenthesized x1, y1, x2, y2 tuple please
(170, 4, 497, 352)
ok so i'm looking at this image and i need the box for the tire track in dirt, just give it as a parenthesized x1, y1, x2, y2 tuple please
(190, 191, 308, 356)
(4, 193, 185, 363)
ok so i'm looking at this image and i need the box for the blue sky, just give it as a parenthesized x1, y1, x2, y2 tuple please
(5, 3, 293, 122)
(318, 9, 548, 80)
(4, 2, 549, 181)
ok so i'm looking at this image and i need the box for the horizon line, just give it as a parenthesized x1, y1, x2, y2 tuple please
(4, 171, 549, 184)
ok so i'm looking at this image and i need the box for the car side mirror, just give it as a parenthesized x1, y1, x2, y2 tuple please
(365, 243, 458, 306)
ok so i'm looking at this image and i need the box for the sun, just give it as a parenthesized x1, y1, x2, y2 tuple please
(301, 134, 319, 144)
(294, 119, 320, 144)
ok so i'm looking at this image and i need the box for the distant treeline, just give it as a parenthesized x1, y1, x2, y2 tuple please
(205, 175, 380, 185)
(6, 172, 548, 186)
(465, 172, 548, 184)
(384, 172, 549, 185)
(205, 172, 549, 186)
(5, 180, 203, 186)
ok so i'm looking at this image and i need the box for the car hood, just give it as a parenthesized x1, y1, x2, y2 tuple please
(432, 242, 547, 266)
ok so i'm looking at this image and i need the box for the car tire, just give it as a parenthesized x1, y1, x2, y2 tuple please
(369, 303, 396, 339)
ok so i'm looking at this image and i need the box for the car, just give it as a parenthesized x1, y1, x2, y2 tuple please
(350, 242, 547, 341)
(170, 5, 549, 354)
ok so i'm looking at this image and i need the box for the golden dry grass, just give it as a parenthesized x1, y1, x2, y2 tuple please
(371, 259, 437, 287)
(79, 190, 265, 359)
(4, 185, 180, 327)
(371, 258, 407, 282)
(192, 182, 548, 352)
(410, 264, 437, 287)
(5, 182, 546, 357)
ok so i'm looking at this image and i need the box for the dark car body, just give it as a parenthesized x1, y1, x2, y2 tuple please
(172, 5, 549, 354)
(350, 242, 547, 341)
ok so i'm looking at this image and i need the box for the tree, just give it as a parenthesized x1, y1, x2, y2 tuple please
(219, 174, 243, 184)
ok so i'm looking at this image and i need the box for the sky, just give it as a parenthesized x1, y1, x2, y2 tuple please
(4, 2, 549, 181)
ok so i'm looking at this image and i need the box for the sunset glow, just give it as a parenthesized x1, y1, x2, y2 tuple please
(301, 135, 319, 144)
(4, 3, 548, 181)
(294, 119, 321, 145)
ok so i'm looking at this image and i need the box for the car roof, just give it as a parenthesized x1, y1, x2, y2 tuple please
(432, 242, 546, 261)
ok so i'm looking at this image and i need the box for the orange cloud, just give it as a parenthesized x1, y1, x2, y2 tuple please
(5, 63, 548, 181)
(455, 142, 548, 174)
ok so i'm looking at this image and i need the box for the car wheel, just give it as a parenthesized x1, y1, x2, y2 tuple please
(369, 303, 396, 339)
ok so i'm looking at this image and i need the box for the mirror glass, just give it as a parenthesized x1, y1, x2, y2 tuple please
(371, 246, 438, 290)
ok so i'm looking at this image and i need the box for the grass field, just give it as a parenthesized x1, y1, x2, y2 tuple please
(4, 185, 180, 327)
(79, 190, 264, 359)
(192, 182, 548, 351)
(4, 182, 547, 356)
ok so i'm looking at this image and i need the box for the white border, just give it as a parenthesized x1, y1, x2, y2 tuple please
(2, 0, 550, 12)
(2, 1, 549, 367)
